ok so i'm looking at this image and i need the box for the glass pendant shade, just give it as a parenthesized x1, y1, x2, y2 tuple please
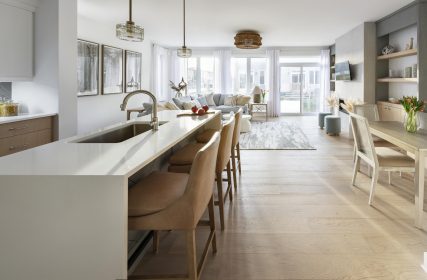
(116, 21, 144, 42)
(177, 46, 192, 58)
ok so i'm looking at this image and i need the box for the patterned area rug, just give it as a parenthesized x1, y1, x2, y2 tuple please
(240, 121, 316, 150)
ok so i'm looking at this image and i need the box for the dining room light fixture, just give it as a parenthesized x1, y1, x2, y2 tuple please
(177, 0, 192, 58)
(116, 0, 144, 42)
(234, 31, 262, 49)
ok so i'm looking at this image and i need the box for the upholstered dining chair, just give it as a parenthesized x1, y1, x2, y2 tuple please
(349, 113, 415, 205)
(128, 132, 220, 280)
(168, 116, 235, 230)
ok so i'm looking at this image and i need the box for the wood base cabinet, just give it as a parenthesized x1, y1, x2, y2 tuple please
(0, 116, 54, 157)
(377, 101, 405, 122)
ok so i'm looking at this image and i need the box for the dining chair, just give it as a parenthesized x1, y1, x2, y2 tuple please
(128, 133, 220, 280)
(349, 113, 415, 205)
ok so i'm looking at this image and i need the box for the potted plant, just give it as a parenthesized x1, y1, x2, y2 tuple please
(400, 96, 424, 133)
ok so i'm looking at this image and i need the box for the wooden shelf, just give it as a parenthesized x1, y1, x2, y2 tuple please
(377, 49, 417, 60)
(331, 66, 335, 69)
(377, 78, 418, 83)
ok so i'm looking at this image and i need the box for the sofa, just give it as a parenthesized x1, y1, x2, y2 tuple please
(172, 93, 250, 114)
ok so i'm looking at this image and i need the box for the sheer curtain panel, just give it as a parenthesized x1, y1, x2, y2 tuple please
(214, 49, 232, 94)
(266, 49, 281, 117)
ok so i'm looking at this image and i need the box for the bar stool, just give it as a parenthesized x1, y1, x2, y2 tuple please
(128, 133, 220, 280)
(197, 109, 243, 190)
(168, 116, 235, 230)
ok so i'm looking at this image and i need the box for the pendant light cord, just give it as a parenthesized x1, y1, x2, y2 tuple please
(129, 0, 132, 22)
(183, 0, 186, 47)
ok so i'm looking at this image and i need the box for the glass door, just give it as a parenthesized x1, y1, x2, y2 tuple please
(280, 64, 321, 115)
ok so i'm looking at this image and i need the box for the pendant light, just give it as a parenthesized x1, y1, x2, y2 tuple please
(177, 0, 192, 58)
(116, 0, 144, 42)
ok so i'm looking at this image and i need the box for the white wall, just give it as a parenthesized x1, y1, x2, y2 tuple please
(388, 24, 418, 99)
(77, 16, 152, 134)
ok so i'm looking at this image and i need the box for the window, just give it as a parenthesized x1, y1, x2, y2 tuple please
(231, 57, 267, 95)
(182, 56, 215, 95)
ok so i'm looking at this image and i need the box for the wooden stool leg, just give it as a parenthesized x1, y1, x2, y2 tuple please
(216, 172, 225, 231)
(227, 161, 233, 202)
(186, 230, 197, 280)
(231, 149, 238, 190)
(237, 143, 242, 175)
(152, 230, 159, 254)
(208, 196, 217, 254)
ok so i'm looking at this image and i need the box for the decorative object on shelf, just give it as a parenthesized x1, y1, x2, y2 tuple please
(125, 50, 142, 92)
(412, 64, 418, 78)
(406, 37, 414, 50)
(400, 96, 424, 133)
(177, 0, 192, 58)
(102, 45, 123, 94)
(381, 44, 395, 55)
(388, 69, 398, 78)
(116, 0, 144, 42)
(0, 98, 18, 117)
(326, 94, 338, 114)
(77, 40, 99, 97)
(169, 78, 187, 97)
(388, 97, 400, 104)
(252, 86, 262, 103)
(234, 31, 262, 49)
(404, 67, 412, 78)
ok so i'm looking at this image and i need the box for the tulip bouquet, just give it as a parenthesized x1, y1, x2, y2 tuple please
(400, 96, 424, 133)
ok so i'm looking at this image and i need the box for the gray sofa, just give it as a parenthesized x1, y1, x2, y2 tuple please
(172, 94, 249, 114)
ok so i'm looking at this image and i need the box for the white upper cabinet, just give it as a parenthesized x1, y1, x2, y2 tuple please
(0, 2, 34, 81)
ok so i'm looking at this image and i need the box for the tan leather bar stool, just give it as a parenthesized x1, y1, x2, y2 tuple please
(168, 116, 235, 231)
(128, 133, 220, 280)
(196, 109, 243, 190)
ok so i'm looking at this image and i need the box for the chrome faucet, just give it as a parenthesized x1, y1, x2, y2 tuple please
(120, 90, 159, 131)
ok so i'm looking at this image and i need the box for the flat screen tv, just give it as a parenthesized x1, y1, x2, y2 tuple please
(335, 61, 352, 81)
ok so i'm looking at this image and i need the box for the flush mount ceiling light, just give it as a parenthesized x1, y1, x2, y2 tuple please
(177, 0, 192, 58)
(234, 31, 262, 49)
(116, 0, 144, 42)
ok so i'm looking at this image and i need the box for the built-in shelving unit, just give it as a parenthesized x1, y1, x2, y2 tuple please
(377, 48, 417, 60)
(377, 78, 418, 83)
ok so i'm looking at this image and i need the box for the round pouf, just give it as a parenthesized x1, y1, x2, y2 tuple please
(318, 112, 333, 129)
(325, 115, 341, 136)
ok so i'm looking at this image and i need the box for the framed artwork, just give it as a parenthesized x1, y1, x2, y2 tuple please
(77, 39, 99, 96)
(125, 50, 142, 93)
(102, 45, 123, 94)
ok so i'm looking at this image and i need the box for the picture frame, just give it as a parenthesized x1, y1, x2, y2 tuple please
(101, 45, 124, 95)
(77, 39, 99, 97)
(125, 50, 142, 93)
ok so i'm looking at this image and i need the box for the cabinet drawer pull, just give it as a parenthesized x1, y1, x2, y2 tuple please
(9, 144, 28, 151)
(9, 125, 29, 131)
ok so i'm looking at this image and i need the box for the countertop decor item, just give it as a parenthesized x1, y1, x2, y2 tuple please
(388, 97, 399, 104)
(400, 96, 425, 133)
(234, 31, 262, 49)
(0, 98, 18, 117)
(381, 44, 395, 55)
(116, 0, 144, 42)
(177, 0, 192, 58)
(169, 78, 187, 97)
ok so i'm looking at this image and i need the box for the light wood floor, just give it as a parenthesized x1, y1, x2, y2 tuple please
(131, 116, 427, 280)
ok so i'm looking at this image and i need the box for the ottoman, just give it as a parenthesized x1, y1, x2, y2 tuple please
(318, 112, 332, 129)
(223, 114, 252, 133)
(325, 115, 341, 136)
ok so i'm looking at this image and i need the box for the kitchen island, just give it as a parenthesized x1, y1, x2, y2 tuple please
(0, 110, 221, 280)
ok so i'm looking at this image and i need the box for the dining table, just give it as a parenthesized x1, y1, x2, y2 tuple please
(369, 121, 427, 229)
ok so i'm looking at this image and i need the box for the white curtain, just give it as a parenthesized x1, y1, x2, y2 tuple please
(266, 49, 281, 117)
(214, 49, 232, 94)
(320, 49, 330, 112)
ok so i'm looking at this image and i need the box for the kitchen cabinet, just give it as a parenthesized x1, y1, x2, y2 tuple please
(377, 101, 405, 122)
(0, 3, 33, 81)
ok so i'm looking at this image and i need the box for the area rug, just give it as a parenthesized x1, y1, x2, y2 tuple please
(239, 121, 316, 150)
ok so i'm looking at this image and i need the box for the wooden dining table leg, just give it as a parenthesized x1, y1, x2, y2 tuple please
(414, 150, 425, 229)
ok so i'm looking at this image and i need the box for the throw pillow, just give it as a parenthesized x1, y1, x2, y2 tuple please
(197, 96, 208, 106)
(224, 95, 237, 106)
(182, 101, 200, 110)
(172, 96, 192, 109)
(205, 93, 216, 106)
(236, 95, 251, 106)
(164, 101, 180, 110)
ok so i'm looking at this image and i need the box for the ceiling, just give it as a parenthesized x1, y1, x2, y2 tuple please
(78, 0, 413, 47)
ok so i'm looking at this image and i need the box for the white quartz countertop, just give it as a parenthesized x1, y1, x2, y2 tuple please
(0, 110, 219, 177)
(0, 112, 57, 124)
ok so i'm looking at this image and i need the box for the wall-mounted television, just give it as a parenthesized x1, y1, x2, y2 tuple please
(335, 61, 352, 81)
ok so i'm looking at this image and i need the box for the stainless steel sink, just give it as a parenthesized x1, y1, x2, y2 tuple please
(77, 122, 167, 143)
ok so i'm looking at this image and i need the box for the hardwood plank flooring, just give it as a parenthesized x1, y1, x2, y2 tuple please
(130, 116, 427, 280)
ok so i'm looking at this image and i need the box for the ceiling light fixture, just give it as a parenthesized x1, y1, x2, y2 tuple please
(177, 0, 192, 58)
(234, 31, 262, 49)
(116, 0, 144, 42)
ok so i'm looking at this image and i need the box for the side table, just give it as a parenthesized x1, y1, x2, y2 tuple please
(250, 103, 268, 121)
